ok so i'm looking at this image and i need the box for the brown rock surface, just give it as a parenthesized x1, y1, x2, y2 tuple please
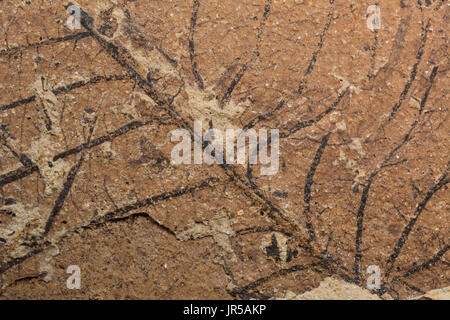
(0, 0, 448, 299)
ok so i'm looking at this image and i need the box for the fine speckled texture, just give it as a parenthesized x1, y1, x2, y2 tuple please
(0, 0, 448, 299)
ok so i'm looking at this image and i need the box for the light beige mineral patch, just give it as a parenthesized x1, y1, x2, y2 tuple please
(280, 277, 384, 300)
(414, 286, 450, 300)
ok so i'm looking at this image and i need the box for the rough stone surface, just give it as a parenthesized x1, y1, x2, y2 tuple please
(0, 0, 448, 299)
(280, 277, 386, 300)
(414, 286, 450, 300)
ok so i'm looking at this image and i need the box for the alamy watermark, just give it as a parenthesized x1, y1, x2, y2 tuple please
(170, 121, 280, 176)
(366, 5, 381, 31)
(66, 5, 81, 30)
(66, 265, 81, 289)
(366, 265, 381, 290)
